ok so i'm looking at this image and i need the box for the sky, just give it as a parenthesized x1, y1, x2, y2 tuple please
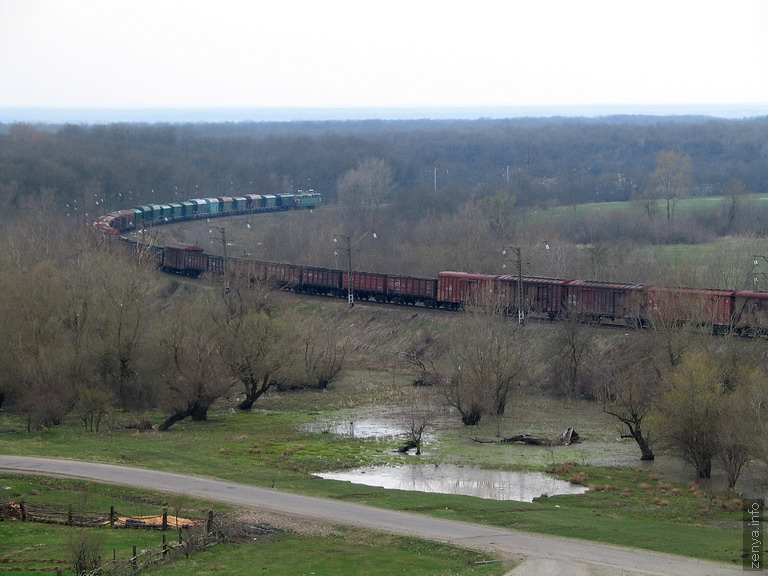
(1, 0, 767, 118)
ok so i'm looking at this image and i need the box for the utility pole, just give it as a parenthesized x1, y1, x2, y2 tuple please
(334, 231, 375, 309)
(502, 246, 525, 325)
(337, 234, 354, 308)
(213, 225, 230, 293)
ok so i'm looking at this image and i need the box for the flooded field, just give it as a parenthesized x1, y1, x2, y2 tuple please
(293, 375, 767, 501)
(315, 464, 588, 502)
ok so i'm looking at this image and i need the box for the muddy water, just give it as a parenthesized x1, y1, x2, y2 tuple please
(315, 464, 588, 502)
(306, 414, 767, 500)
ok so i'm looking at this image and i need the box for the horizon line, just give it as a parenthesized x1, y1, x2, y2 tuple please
(2, 102, 767, 124)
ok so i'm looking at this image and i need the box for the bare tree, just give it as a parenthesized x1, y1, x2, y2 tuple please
(722, 178, 749, 233)
(157, 295, 232, 431)
(213, 279, 288, 410)
(483, 189, 517, 240)
(546, 310, 595, 402)
(650, 150, 692, 222)
(289, 310, 350, 389)
(2, 259, 79, 430)
(595, 337, 659, 460)
(337, 157, 395, 212)
(437, 306, 527, 426)
(398, 386, 439, 455)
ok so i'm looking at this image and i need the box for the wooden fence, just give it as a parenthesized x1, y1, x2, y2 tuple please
(0, 501, 264, 575)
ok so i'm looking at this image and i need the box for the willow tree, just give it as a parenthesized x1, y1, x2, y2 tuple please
(595, 336, 660, 460)
(212, 278, 288, 411)
(157, 294, 231, 431)
(437, 305, 528, 426)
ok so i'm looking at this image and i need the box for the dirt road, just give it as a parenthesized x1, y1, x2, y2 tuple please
(0, 455, 742, 575)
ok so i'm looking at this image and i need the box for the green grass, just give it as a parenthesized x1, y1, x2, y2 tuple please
(0, 475, 510, 576)
(0, 476, 210, 576)
(0, 522, 163, 575)
(0, 379, 750, 567)
(150, 532, 506, 576)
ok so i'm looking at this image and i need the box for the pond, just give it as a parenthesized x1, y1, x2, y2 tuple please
(315, 464, 588, 502)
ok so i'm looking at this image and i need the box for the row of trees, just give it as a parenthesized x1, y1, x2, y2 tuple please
(2, 116, 767, 222)
(2, 204, 765, 489)
(0, 209, 348, 432)
(403, 301, 767, 489)
(177, 149, 767, 293)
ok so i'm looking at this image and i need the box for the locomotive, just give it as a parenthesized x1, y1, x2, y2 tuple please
(96, 190, 768, 333)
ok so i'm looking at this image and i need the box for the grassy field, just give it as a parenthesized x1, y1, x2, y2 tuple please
(0, 475, 507, 576)
(0, 333, 752, 571)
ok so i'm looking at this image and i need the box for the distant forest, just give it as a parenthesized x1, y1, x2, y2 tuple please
(1, 116, 767, 220)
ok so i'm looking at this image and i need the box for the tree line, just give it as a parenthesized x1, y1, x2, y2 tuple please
(0, 207, 348, 433)
(2, 204, 765, 489)
(403, 301, 768, 490)
(2, 116, 767, 217)
(1, 116, 767, 491)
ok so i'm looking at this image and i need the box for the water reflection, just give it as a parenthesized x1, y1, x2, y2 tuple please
(306, 419, 404, 439)
(315, 465, 588, 502)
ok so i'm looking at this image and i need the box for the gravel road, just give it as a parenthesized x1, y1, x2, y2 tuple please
(0, 455, 743, 575)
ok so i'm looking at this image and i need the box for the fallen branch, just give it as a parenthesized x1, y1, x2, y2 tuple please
(471, 428, 581, 447)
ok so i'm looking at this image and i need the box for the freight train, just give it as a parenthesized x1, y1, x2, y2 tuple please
(93, 190, 321, 236)
(96, 190, 768, 333)
(153, 247, 768, 332)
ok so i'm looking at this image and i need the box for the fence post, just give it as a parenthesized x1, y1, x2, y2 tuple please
(162, 507, 168, 531)
(19, 499, 26, 521)
(206, 510, 214, 534)
(67, 505, 73, 526)
(162, 534, 168, 557)
(110, 505, 115, 527)
(131, 545, 137, 570)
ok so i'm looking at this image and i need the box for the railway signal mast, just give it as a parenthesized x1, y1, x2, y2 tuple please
(334, 231, 376, 308)
(502, 246, 524, 325)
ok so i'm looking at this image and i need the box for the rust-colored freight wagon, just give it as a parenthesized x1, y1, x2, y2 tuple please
(301, 267, 343, 296)
(162, 243, 206, 275)
(437, 272, 497, 309)
(733, 290, 768, 333)
(342, 271, 388, 301)
(646, 286, 735, 328)
(521, 277, 570, 318)
(565, 280, 645, 321)
(386, 275, 437, 306)
(248, 261, 303, 288)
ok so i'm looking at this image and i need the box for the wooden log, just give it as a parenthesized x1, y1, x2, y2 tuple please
(471, 428, 581, 447)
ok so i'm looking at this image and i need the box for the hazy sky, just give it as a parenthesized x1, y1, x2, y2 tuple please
(1, 0, 766, 111)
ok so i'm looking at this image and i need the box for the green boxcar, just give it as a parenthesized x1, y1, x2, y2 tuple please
(169, 203, 183, 219)
(233, 196, 248, 211)
(149, 204, 163, 223)
(276, 193, 295, 208)
(181, 201, 197, 217)
(217, 196, 234, 213)
(206, 198, 220, 214)
(262, 195, 277, 210)
(135, 205, 156, 225)
(190, 198, 208, 216)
